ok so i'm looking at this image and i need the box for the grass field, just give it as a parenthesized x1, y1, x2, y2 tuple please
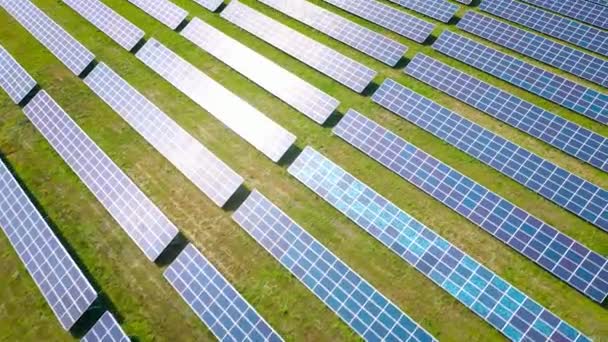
(0, 0, 607, 341)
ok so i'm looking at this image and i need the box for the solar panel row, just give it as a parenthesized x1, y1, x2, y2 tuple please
(384, 0, 458, 23)
(135, 39, 296, 163)
(82, 312, 129, 342)
(233, 190, 437, 342)
(458, 12, 608, 88)
(288, 147, 590, 342)
(181, 18, 338, 124)
(373, 76, 608, 233)
(257, 0, 407, 66)
(191, 0, 224, 12)
(164, 244, 283, 341)
(221, 1, 376, 93)
(334, 109, 608, 303)
(519, 0, 608, 30)
(126, 0, 187, 30)
(0, 44, 36, 104)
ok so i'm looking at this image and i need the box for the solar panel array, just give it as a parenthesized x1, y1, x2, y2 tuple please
(257, 0, 407, 66)
(82, 312, 129, 342)
(373, 76, 608, 233)
(181, 18, 338, 125)
(126, 0, 187, 30)
(519, 0, 608, 30)
(221, 1, 376, 93)
(458, 12, 608, 88)
(0, 158, 97, 330)
(288, 147, 590, 342)
(1, 0, 94, 75)
(321, 0, 434, 43)
(433, 31, 608, 126)
(0, 44, 36, 104)
(23, 91, 179, 261)
(62, 0, 144, 51)
(135, 39, 296, 162)
(479, 0, 608, 57)
(191, 0, 224, 12)
(84, 63, 244, 207)
(164, 244, 283, 341)
(233, 190, 436, 342)
(385, 0, 458, 23)
(334, 110, 608, 303)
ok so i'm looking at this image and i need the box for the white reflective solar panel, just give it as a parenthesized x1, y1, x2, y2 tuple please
(136, 39, 296, 162)
(127, 0, 187, 30)
(0, 44, 36, 104)
(23, 91, 179, 261)
(82, 312, 129, 342)
(1, 0, 95, 75)
(62, 0, 144, 51)
(84, 63, 244, 207)
(191, 0, 224, 11)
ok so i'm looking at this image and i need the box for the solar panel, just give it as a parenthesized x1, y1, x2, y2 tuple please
(384, 0, 458, 23)
(84, 63, 244, 207)
(82, 312, 129, 342)
(584, 0, 608, 6)
(164, 244, 282, 341)
(62, 0, 144, 51)
(135, 39, 296, 162)
(433, 32, 608, 126)
(126, 0, 187, 30)
(457, 12, 608, 88)
(0, 44, 36, 104)
(454, 0, 471, 3)
(321, 0, 434, 43)
(288, 147, 590, 342)
(519, 0, 608, 30)
(191, 0, 223, 12)
(181, 18, 339, 125)
(334, 109, 608, 303)
(22, 91, 179, 261)
(1, 0, 94, 75)
(0, 158, 97, 330)
(479, 0, 608, 57)
(373, 76, 608, 233)
(257, 0, 407, 66)
(233, 190, 437, 342)
(221, 1, 376, 93)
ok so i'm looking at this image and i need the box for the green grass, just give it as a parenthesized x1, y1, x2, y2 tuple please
(0, 0, 606, 341)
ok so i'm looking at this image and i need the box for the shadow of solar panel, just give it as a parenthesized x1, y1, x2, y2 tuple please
(221, 1, 376, 93)
(334, 110, 608, 303)
(22, 91, 179, 261)
(135, 39, 296, 162)
(458, 12, 608, 88)
(164, 244, 283, 341)
(127, 0, 187, 30)
(233, 190, 437, 342)
(84, 63, 244, 207)
(0, 44, 36, 104)
(433, 32, 608, 126)
(479, 0, 608, 56)
(321, 0, 434, 43)
(258, 0, 407, 66)
(519, 0, 608, 30)
(288, 147, 591, 342)
(82, 312, 129, 342)
(385, 0, 458, 23)
(0, 159, 97, 330)
(192, 0, 224, 11)
(181, 18, 339, 124)
(1, 0, 94, 75)
(373, 76, 608, 233)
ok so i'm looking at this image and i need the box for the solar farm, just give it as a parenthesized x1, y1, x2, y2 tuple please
(0, 0, 606, 340)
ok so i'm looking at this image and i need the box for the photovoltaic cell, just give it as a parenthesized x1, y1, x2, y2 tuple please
(127, 0, 187, 30)
(385, 0, 458, 23)
(164, 244, 282, 341)
(334, 110, 608, 303)
(288, 147, 590, 342)
(479, 0, 608, 57)
(584, 0, 608, 6)
(519, 0, 608, 30)
(321, 0, 434, 43)
(0, 44, 36, 104)
(181, 18, 338, 124)
(23, 91, 179, 261)
(257, 0, 407, 66)
(82, 312, 129, 342)
(135, 39, 296, 162)
(233, 190, 436, 342)
(191, 0, 224, 11)
(458, 12, 608, 88)
(1, 0, 94, 75)
(221, 1, 376, 93)
(84, 63, 244, 207)
(373, 76, 608, 233)
(433, 31, 608, 126)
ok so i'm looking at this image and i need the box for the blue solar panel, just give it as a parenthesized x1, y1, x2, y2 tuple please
(0, 44, 36, 104)
(334, 109, 608, 303)
(164, 244, 282, 341)
(519, 0, 608, 30)
(373, 75, 608, 233)
(82, 312, 129, 342)
(233, 190, 436, 342)
(457, 12, 608, 88)
(384, 0, 458, 23)
(288, 147, 591, 342)
(454, 0, 471, 4)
